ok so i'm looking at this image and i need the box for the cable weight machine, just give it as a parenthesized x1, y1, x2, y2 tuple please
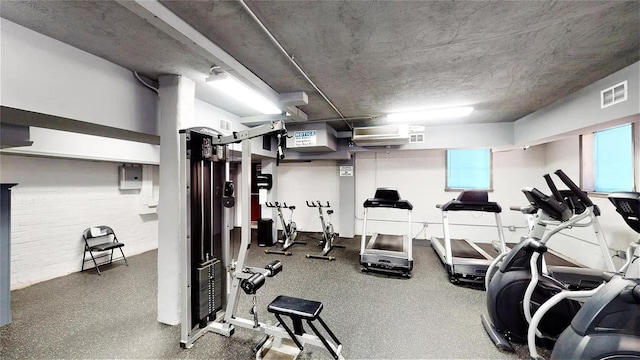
(178, 121, 344, 359)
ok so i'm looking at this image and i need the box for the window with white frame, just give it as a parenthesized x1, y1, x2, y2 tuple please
(581, 123, 634, 193)
(446, 148, 492, 190)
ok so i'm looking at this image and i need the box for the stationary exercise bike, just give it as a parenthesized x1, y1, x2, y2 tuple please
(264, 202, 305, 256)
(526, 191, 640, 360)
(306, 201, 345, 261)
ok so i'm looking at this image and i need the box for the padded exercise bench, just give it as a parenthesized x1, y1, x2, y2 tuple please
(268, 295, 342, 359)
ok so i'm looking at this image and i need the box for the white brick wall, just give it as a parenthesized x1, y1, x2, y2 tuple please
(0, 154, 159, 289)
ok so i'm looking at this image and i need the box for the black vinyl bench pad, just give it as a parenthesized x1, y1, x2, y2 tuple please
(268, 295, 323, 320)
(266, 295, 341, 359)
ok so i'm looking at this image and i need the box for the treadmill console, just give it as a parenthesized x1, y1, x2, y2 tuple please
(374, 188, 401, 201)
(440, 191, 501, 213)
(364, 188, 413, 210)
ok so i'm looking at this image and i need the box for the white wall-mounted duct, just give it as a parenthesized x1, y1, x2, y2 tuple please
(352, 124, 410, 146)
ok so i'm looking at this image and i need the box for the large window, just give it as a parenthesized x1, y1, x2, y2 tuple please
(446, 148, 492, 190)
(581, 123, 634, 192)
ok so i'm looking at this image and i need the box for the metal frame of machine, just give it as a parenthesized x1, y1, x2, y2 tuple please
(431, 191, 507, 284)
(178, 121, 344, 359)
(360, 188, 414, 278)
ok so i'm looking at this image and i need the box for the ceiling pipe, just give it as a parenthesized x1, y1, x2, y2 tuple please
(238, 0, 348, 126)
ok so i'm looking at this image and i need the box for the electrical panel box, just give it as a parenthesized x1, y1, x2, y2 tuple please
(119, 165, 142, 190)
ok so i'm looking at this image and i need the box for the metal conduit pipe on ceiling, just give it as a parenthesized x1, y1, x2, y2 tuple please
(238, 0, 353, 130)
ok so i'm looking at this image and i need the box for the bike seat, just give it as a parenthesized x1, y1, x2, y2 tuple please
(327, 210, 334, 215)
(289, 206, 296, 210)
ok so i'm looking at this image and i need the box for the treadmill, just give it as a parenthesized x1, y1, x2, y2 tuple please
(360, 188, 413, 277)
(431, 191, 507, 284)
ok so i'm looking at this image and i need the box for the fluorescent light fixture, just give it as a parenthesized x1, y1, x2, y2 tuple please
(207, 73, 282, 115)
(387, 106, 474, 122)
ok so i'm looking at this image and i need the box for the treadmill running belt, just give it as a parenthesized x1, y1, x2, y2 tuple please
(475, 242, 500, 257)
(543, 252, 581, 267)
(371, 234, 404, 252)
(451, 239, 485, 259)
(505, 242, 581, 268)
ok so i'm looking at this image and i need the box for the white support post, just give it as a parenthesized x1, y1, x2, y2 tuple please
(442, 211, 453, 266)
(158, 75, 195, 326)
(224, 139, 252, 322)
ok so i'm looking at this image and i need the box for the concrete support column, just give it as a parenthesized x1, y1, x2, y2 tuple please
(261, 159, 278, 241)
(1, 184, 17, 327)
(338, 159, 355, 238)
(157, 75, 195, 325)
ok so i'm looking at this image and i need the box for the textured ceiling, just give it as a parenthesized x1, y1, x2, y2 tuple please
(2, 1, 639, 132)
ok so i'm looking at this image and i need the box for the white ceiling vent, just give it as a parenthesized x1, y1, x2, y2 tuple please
(601, 80, 627, 109)
(410, 133, 425, 143)
(352, 125, 409, 146)
(219, 118, 231, 131)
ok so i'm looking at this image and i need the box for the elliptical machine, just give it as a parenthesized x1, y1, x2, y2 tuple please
(264, 202, 305, 256)
(527, 191, 640, 359)
(482, 170, 588, 351)
(306, 201, 345, 261)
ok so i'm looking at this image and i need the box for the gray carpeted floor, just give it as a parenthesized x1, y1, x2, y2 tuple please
(0, 231, 541, 359)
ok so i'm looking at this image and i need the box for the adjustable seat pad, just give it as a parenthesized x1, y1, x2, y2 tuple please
(268, 295, 323, 320)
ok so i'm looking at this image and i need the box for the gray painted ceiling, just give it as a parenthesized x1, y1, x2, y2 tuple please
(2, 1, 639, 132)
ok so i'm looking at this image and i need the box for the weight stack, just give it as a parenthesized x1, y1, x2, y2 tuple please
(194, 258, 222, 327)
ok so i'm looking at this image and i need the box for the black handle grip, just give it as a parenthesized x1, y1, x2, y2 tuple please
(554, 169, 593, 207)
(544, 174, 564, 203)
(265, 260, 282, 277)
(241, 273, 266, 295)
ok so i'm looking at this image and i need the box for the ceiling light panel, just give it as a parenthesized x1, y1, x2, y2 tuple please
(207, 74, 282, 115)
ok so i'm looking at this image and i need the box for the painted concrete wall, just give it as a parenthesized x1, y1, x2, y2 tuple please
(0, 154, 159, 289)
(514, 62, 640, 145)
(0, 18, 157, 136)
(352, 147, 548, 245)
(275, 161, 341, 234)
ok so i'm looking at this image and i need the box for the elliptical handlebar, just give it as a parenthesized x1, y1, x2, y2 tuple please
(510, 205, 537, 214)
(544, 174, 564, 203)
(554, 169, 593, 207)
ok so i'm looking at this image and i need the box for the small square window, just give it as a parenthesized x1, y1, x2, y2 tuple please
(446, 149, 492, 190)
(581, 123, 634, 193)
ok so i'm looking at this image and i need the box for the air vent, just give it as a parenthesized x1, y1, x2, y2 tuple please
(410, 133, 425, 143)
(601, 81, 627, 109)
(352, 125, 410, 146)
(219, 118, 231, 131)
